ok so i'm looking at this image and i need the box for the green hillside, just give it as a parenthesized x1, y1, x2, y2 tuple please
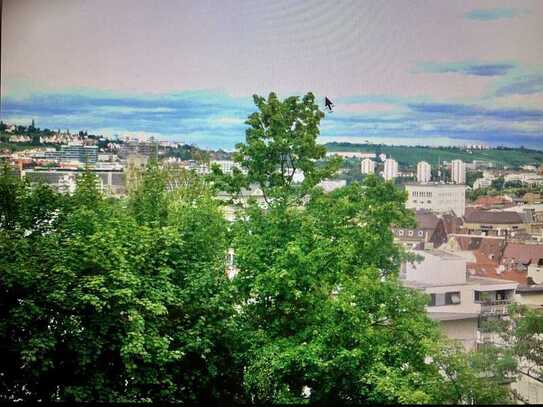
(325, 142, 543, 169)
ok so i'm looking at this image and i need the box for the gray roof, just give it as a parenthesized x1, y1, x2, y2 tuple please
(516, 285, 543, 293)
(464, 210, 523, 224)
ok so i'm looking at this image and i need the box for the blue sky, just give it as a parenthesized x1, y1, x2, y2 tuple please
(1, 0, 543, 150)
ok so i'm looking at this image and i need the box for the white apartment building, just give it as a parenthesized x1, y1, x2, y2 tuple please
(401, 249, 518, 350)
(325, 151, 376, 159)
(473, 177, 494, 190)
(417, 161, 431, 184)
(318, 179, 347, 192)
(405, 183, 466, 216)
(450, 159, 466, 184)
(383, 158, 398, 181)
(210, 160, 238, 175)
(360, 158, 375, 175)
(504, 172, 543, 186)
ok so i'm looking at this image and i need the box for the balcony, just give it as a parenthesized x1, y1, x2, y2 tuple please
(480, 299, 512, 316)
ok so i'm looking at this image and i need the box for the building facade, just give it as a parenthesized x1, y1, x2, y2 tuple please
(405, 183, 466, 216)
(360, 158, 375, 175)
(383, 158, 398, 181)
(401, 249, 518, 350)
(417, 161, 431, 184)
(451, 159, 466, 184)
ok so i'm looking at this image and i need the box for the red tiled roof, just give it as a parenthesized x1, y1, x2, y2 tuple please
(503, 243, 543, 265)
(472, 195, 513, 208)
(468, 265, 527, 285)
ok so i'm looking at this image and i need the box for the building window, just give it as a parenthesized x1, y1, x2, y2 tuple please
(408, 230, 414, 237)
(418, 231, 424, 237)
(428, 292, 461, 307)
(445, 292, 461, 305)
(398, 230, 404, 236)
(538, 258, 543, 266)
(428, 293, 445, 306)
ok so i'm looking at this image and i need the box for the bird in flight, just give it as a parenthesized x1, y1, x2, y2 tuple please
(324, 97, 334, 112)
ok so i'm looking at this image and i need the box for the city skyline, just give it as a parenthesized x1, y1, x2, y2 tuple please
(1, 0, 543, 150)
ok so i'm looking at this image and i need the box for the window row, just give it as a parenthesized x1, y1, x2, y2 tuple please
(428, 291, 461, 306)
(397, 230, 425, 237)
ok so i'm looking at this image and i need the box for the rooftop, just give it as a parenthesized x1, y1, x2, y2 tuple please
(503, 243, 543, 264)
(516, 284, 543, 293)
(464, 210, 523, 224)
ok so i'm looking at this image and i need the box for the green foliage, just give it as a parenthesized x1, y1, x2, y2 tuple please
(212, 92, 341, 205)
(431, 341, 513, 404)
(0, 93, 514, 404)
(0, 163, 238, 402)
(228, 174, 502, 403)
(482, 303, 543, 402)
(129, 159, 168, 226)
(466, 171, 483, 187)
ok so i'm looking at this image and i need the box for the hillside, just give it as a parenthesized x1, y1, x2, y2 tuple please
(325, 142, 543, 169)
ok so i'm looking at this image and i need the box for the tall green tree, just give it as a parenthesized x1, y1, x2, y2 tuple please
(211, 92, 341, 206)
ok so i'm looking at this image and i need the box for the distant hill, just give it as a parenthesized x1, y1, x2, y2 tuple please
(324, 142, 543, 169)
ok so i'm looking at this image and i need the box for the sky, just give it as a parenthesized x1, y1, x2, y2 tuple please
(1, 0, 543, 150)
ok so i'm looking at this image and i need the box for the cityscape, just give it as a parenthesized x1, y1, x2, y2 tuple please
(2, 0, 543, 404)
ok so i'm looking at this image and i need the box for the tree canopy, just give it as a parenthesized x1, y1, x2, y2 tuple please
(0, 92, 515, 403)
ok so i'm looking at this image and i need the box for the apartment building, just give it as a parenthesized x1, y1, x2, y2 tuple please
(360, 158, 375, 175)
(401, 249, 518, 350)
(463, 210, 526, 237)
(383, 158, 398, 181)
(416, 161, 431, 184)
(451, 159, 466, 184)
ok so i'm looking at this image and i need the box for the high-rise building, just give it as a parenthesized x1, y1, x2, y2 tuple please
(361, 158, 375, 175)
(383, 158, 398, 181)
(417, 161, 431, 184)
(451, 160, 466, 184)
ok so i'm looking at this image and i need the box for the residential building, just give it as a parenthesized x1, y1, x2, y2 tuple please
(401, 249, 518, 350)
(325, 151, 376, 159)
(523, 193, 543, 205)
(360, 158, 375, 175)
(473, 177, 494, 190)
(210, 160, 237, 175)
(463, 210, 526, 237)
(383, 158, 398, 181)
(504, 172, 543, 186)
(405, 183, 466, 216)
(318, 179, 347, 192)
(392, 210, 449, 249)
(416, 161, 431, 184)
(451, 159, 466, 184)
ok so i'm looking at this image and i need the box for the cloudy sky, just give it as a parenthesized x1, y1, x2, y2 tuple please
(1, 0, 543, 149)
